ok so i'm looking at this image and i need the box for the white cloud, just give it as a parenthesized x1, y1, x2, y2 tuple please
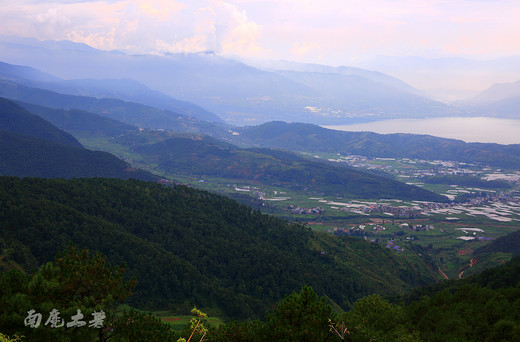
(0, 0, 263, 56)
(209, 0, 263, 56)
(0, 0, 519, 62)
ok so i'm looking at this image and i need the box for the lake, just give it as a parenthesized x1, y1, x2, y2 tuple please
(324, 117, 520, 145)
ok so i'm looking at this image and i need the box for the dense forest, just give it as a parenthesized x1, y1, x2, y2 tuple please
(0, 176, 436, 321)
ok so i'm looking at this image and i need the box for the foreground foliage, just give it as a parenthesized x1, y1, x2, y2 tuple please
(1, 249, 519, 341)
(0, 246, 177, 341)
(208, 256, 520, 341)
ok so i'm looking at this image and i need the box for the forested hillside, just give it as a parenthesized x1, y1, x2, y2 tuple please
(0, 177, 437, 319)
(0, 130, 155, 180)
(234, 121, 520, 169)
(0, 97, 82, 147)
(126, 133, 449, 202)
(0, 97, 156, 180)
(207, 256, 520, 341)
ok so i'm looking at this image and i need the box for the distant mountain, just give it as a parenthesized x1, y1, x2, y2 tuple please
(0, 97, 82, 147)
(44, 78, 223, 123)
(0, 97, 156, 180)
(0, 37, 454, 125)
(0, 80, 229, 137)
(470, 80, 520, 104)
(354, 55, 520, 99)
(233, 121, 520, 169)
(274, 69, 448, 116)
(130, 133, 448, 202)
(0, 60, 222, 123)
(460, 80, 520, 117)
(467, 96, 520, 117)
(245, 59, 421, 94)
(0, 60, 60, 83)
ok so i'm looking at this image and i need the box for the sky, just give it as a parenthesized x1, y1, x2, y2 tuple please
(1, 0, 520, 67)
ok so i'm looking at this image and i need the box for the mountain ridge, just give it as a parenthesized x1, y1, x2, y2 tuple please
(232, 121, 520, 169)
(0, 97, 157, 180)
(0, 37, 455, 126)
(0, 60, 223, 123)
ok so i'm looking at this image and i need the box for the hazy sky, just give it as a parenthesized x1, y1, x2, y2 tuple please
(1, 0, 519, 66)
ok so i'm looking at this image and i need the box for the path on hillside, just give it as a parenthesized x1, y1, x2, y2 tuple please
(458, 258, 478, 279)
(438, 265, 449, 280)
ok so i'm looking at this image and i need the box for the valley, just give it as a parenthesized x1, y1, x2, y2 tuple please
(76, 128, 520, 284)
(197, 154, 520, 281)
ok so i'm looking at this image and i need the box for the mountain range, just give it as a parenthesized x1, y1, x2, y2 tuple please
(0, 37, 459, 126)
(0, 79, 229, 136)
(460, 79, 520, 117)
(0, 83, 449, 203)
(2, 59, 520, 177)
(0, 61, 222, 123)
(3, 37, 520, 125)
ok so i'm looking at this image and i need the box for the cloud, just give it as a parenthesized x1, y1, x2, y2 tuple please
(156, 35, 209, 53)
(0, 0, 263, 56)
(210, 0, 263, 55)
(291, 41, 315, 58)
(137, 0, 186, 22)
(1, 0, 520, 62)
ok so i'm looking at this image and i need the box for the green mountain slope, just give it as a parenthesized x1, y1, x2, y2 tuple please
(0, 97, 82, 147)
(0, 130, 156, 180)
(235, 121, 520, 169)
(0, 177, 437, 318)
(473, 229, 520, 256)
(0, 97, 157, 180)
(132, 133, 449, 202)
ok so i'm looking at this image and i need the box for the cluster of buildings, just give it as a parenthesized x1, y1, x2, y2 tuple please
(286, 205, 324, 215)
(340, 203, 422, 217)
(399, 223, 434, 231)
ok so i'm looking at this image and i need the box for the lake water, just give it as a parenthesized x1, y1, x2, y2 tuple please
(324, 117, 520, 145)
